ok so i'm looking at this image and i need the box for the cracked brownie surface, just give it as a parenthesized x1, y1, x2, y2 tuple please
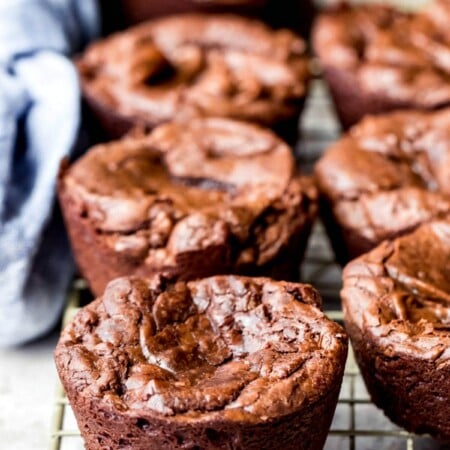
(312, 0, 450, 127)
(315, 109, 450, 263)
(55, 275, 347, 449)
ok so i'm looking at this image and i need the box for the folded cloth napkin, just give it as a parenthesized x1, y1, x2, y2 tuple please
(0, 0, 99, 346)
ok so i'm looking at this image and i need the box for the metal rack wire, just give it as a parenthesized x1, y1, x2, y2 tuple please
(49, 81, 449, 450)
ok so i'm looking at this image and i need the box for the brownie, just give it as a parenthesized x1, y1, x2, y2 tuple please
(101, 0, 315, 37)
(78, 13, 309, 144)
(341, 220, 450, 440)
(55, 274, 348, 450)
(59, 118, 318, 296)
(314, 109, 450, 264)
(312, 1, 450, 129)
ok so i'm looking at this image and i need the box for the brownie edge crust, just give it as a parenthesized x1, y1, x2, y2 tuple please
(55, 275, 347, 450)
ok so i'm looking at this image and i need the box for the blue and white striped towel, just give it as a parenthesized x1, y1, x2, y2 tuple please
(0, 0, 99, 346)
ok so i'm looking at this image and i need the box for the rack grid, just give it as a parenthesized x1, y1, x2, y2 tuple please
(50, 80, 448, 450)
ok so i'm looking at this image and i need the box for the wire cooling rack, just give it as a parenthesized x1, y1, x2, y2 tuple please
(49, 80, 449, 450)
(50, 224, 448, 450)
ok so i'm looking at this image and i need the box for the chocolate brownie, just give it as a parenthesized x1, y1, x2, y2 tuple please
(102, 0, 315, 37)
(59, 118, 317, 296)
(341, 220, 450, 440)
(78, 13, 309, 143)
(55, 274, 348, 450)
(312, 1, 450, 129)
(315, 109, 450, 264)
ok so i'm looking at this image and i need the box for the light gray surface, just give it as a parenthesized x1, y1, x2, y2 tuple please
(0, 330, 59, 450)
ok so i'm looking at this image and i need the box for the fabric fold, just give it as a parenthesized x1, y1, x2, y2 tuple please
(0, 0, 99, 346)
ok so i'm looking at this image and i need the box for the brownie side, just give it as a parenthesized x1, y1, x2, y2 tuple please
(269, 97, 305, 146)
(80, 91, 142, 141)
(80, 86, 305, 145)
(345, 319, 450, 440)
(318, 191, 448, 266)
(63, 380, 342, 450)
(255, 207, 315, 282)
(320, 66, 417, 131)
(317, 195, 375, 266)
(341, 222, 450, 439)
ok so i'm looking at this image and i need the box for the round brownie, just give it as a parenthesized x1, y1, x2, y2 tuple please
(55, 274, 348, 450)
(312, 1, 450, 129)
(341, 220, 450, 440)
(314, 109, 450, 264)
(104, 0, 315, 37)
(78, 13, 309, 143)
(59, 118, 318, 296)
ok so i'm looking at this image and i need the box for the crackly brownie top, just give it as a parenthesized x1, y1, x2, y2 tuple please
(55, 275, 347, 422)
(62, 118, 316, 268)
(78, 13, 308, 126)
(315, 109, 450, 242)
(313, 0, 450, 107)
(342, 220, 450, 361)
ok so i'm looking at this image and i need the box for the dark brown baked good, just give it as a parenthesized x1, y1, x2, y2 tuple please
(59, 118, 317, 296)
(315, 109, 450, 264)
(55, 274, 348, 450)
(101, 0, 315, 37)
(78, 13, 309, 143)
(341, 220, 450, 440)
(312, 1, 450, 129)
